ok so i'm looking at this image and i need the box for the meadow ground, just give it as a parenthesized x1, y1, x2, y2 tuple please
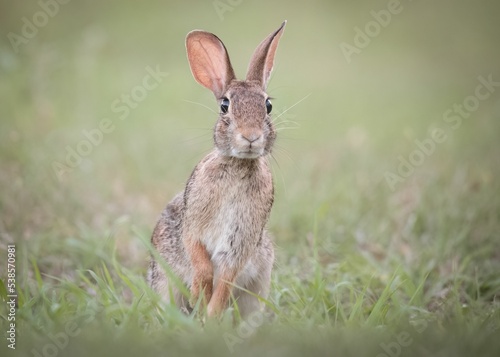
(1, 1, 499, 356)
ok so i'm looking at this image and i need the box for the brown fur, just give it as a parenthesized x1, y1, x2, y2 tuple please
(148, 22, 286, 318)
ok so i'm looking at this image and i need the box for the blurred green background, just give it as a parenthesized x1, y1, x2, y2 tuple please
(1, 0, 500, 356)
(1, 0, 498, 242)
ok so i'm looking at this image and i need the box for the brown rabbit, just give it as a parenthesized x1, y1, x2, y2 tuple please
(148, 21, 286, 318)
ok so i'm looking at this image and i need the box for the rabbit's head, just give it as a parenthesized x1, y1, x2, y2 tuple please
(186, 22, 286, 159)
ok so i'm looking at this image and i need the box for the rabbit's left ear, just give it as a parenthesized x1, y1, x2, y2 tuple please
(246, 21, 286, 89)
(186, 30, 236, 99)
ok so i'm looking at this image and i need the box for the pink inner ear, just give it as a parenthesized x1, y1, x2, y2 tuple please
(263, 29, 284, 85)
(186, 31, 235, 98)
(246, 22, 286, 89)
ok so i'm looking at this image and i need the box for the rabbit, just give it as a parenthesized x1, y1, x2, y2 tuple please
(148, 21, 286, 318)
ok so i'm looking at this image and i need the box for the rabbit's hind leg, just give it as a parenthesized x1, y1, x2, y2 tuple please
(149, 260, 191, 313)
(233, 241, 274, 319)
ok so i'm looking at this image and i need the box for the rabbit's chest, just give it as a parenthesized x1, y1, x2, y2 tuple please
(184, 153, 273, 261)
(201, 179, 263, 255)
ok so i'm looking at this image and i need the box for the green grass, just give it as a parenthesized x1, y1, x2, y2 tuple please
(1, 0, 500, 356)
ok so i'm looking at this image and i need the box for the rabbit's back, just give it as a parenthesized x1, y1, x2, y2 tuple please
(148, 192, 192, 308)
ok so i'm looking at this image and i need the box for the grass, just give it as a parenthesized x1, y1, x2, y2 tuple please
(1, 0, 500, 356)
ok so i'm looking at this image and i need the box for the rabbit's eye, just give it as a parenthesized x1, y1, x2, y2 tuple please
(265, 98, 272, 114)
(220, 98, 230, 114)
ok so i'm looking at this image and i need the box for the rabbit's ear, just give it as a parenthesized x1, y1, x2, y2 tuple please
(246, 21, 286, 89)
(186, 31, 236, 99)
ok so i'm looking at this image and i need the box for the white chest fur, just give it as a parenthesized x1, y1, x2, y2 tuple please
(202, 179, 250, 257)
(183, 152, 272, 271)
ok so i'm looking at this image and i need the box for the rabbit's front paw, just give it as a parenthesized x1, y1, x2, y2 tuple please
(189, 272, 213, 308)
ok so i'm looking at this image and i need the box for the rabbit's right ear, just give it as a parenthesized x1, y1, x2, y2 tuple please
(246, 21, 286, 89)
(186, 31, 236, 99)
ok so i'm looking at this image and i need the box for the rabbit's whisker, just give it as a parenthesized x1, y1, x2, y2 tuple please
(274, 121, 300, 129)
(274, 119, 300, 125)
(272, 93, 311, 122)
(183, 99, 217, 114)
(273, 145, 295, 165)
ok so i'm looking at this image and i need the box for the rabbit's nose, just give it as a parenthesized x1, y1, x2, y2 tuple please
(241, 133, 261, 143)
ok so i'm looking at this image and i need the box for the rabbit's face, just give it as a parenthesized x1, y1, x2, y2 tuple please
(214, 81, 276, 159)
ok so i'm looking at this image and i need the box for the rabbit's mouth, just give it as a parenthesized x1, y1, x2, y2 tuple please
(231, 131, 267, 159)
(232, 148, 265, 159)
